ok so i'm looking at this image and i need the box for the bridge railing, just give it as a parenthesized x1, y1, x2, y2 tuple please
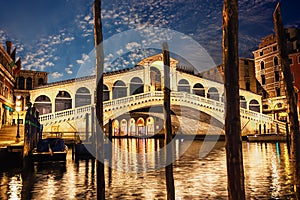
(39, 91, 275, 127)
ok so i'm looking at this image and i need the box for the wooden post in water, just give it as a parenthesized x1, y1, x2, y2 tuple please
(93, 0, 105, 199)
(222, 0, 246, 199)
(273, 3, 300, 197)
(86, 113, 89, 142)
(162, 42, 175, 200)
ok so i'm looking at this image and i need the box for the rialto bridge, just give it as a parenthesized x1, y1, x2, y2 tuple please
(27, 54, 285, 137)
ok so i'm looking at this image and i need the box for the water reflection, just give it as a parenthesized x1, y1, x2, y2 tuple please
(0, 140, 296, 199)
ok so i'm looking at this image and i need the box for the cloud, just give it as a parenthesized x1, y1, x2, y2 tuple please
(45, 61, 55, 66)
(65, 67, 73, 74)
(76, 59, 84, 64)
(126, 42, 140, 50)
(51, 72, 64, 79)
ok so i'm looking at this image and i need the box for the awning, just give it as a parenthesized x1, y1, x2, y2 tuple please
(3, 105, 14, 112)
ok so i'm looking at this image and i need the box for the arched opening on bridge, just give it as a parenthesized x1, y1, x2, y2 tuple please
(120, 119, 128, 136)
(146, 117, 155, 135)
(150, 67, 161, 91)
(240, 96, 247, 109)
(193, 83, 205, 97)
(177, 79, 190, 93)
(129, 118, 136, 136)
(103, 84, 110, 101)
(130, 77, 144, 95)
(113, 80, 127, 99)
(34, 95, 52, 115)
(75, 87, 91, 107)
(249, 99, 260, 112)
(26, 77, 33, 90)
(137, 117, 145, 136)
(112, 120, 119, 136)
(207, 87, 219, 101)
(55, 91, 72, 112)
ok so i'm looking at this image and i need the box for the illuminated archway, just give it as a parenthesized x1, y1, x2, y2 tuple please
(137, 117, 145, 136)
(120, 119, 128, 136)
(112, 120, 119, 136)
(146, 117, 155, 135)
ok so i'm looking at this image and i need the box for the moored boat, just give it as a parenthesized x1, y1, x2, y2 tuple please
(31, 138, 68, 161)
(247, 133, 286, 142)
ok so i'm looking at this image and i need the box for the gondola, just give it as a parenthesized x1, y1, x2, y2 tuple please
(31, 138, 68, 162)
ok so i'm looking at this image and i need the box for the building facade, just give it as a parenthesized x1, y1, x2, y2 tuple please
(0, 42, 16, 128)
(253, 28, 300, 121)
(200, 58, 257, 94)
(13, 70, 49, 125)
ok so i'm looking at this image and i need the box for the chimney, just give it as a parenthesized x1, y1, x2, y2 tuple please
(6, 41, 12, 55)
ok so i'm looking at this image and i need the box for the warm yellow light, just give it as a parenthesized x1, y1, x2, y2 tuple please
(16, 95, 21, 100)
(16, 107, 21, 112)
(16, 101, 21, 106)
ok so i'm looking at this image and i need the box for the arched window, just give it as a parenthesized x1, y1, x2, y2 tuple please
(177, 79, 190, 93)
(18, 76, 25, 89)
(55, 91, 72, 112)
(75, 87, 91, 107)
(38, 78, 44, 86)
(274, 56, 279, 66)
(34, 95, 52, 115)
(130, 77, 144, 95)
(150, 67, 161, 91)
(260, 61, 265, 70)
(193, 83, 205, 97)
(113, 80, 127, 99)
(249, 99, 260, 112)
(207, 87, 219, 101)
(26, 77, 33, 90)
(103, 84, 110, 101)
(240, 96, 247, 109)
(261, 75, 266, 85)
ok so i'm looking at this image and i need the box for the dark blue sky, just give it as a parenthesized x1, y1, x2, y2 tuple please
(0, 0, 299, 82)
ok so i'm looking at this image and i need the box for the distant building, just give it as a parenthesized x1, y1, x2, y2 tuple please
(201, 58, 257, 94)
(14, 70, 49, 111)
(253, 28, 300, 122)
(0, 42, 16, 128)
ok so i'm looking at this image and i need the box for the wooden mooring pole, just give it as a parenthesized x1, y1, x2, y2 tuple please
(94, 0, 105, 199)
(222, 0, 246, 199)
(273, 3, 300, 197)
(162, 42, 175, 200)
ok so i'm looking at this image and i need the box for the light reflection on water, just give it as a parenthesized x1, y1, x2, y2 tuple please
(0, 139, 295, 199)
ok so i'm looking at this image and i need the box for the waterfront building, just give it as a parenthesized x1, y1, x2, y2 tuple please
(253, 28, 300, 121)
(0, 42, 17, 128)
(13, 70, 49, 125)
(289, 51, 300, 112)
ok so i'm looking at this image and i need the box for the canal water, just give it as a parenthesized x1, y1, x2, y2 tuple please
(0, 139, 295, 199)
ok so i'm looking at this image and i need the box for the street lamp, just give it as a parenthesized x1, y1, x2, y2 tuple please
(15, 96, 21, 141)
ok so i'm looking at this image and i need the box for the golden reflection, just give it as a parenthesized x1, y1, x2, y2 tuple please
(270, 149, 281, 197)
(45, 174, 56, 199)
(8, 174, 22, 200)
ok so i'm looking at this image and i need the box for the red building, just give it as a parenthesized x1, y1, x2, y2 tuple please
(289, 51, 300, 113)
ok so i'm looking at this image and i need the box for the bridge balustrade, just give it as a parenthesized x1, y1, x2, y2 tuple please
(39, 91, 276, 132)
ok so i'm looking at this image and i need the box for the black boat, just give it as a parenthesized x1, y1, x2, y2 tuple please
(31, 138, 68, 161)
